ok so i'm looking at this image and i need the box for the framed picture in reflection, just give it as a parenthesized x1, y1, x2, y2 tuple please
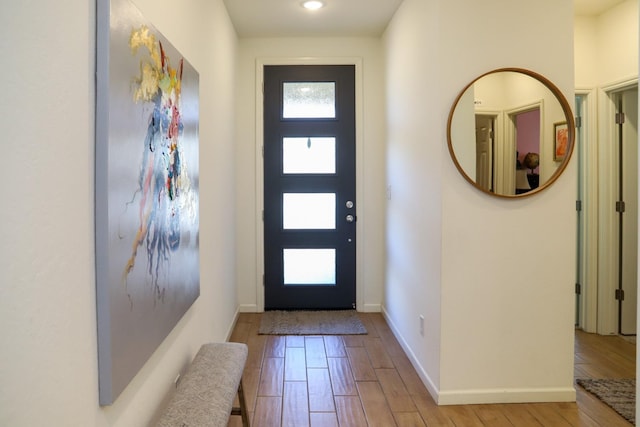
(554, 121, 568, 161)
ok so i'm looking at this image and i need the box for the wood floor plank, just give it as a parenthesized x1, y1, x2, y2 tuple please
(266, 336, 286, 358)
(365, 337, 395, 369)
(575, 387, 633, 426)
(410, 392, 454, 427)
(253, 396, 282, 427)
(309, 412, 338, 427)
(343, 335, 366, 347)
(242, 368, 261, 413)
(335, 395, 368, 427)
(377, 333, 407, 360)
(305, 336, 328, 368)
(358, 313, 380, 338)
(375, 368, 417, 412)
(327, 357, 357, 396)
(246, 334, 267, 370)
(227, 313, 636, 427)
(471, 404, 516, 427)
(346, 346, 377, 381)
(307, 368, 335, 412)
(286, 335, 305, 347)
(247, 314, 262, 336)
(284, 347, 307, 381)
(438, 405, 485, 427)
(393, 412, 427, 427)
(391, 353, 429, 396)
(501, 404, 544, 427)
(368, 314, 402, 347)
(524, 403, 573, 426)
(552, 401, 600, 426)
(258, 357, 284, 397)
(282, 381, 309, 427)
(227, 416, 243, 427)
(323, 336, 346, 358)
(357, 381, 398, 427)
(229, 318, 252, 343)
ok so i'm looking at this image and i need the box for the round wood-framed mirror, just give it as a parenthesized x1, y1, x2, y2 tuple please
(447, 68, 575, 198)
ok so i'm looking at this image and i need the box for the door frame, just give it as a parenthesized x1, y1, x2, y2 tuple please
(597, 78, 638, 335)
(505, 101, 543, 195)
(474, 109, 503, 192)
(575, 88, 598, 333)
(254, 57, 365, 312)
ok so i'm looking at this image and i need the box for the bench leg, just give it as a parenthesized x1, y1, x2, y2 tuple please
(231, 380, 250, 427)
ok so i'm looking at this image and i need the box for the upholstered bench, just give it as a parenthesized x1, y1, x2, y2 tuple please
(156, 342, 249, 427)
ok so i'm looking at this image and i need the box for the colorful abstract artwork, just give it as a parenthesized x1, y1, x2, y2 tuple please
(95, 0, 200, 405)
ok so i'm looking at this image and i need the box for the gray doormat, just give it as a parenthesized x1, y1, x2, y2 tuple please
(577, 378, 635, 425)
(258, 310, 367, 335)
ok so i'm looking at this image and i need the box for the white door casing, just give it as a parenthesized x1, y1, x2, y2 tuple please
(254, 57, 365, 312)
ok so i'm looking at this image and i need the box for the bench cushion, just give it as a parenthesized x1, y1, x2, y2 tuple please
(156, 342, 248, 427)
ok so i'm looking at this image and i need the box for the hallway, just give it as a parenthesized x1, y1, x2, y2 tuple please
(228, 312, 634, 426)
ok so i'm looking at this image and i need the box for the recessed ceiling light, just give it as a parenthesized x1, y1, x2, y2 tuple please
(302, 1, 325, 10)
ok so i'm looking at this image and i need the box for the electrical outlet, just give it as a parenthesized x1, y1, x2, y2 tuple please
(419, 315, 424, 336)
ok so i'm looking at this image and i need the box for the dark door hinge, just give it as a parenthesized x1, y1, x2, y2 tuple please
(575, 116, 582, 128)
(616, 112, 626, 125)
(616, 201, 626, 213)
(575, 283, 581, 295)
(615, 288, 625, 301)
(576, 200, 583, 212)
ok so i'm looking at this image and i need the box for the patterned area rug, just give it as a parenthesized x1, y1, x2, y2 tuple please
(258, 310, 367, 335)
(577, 378, 635, 425)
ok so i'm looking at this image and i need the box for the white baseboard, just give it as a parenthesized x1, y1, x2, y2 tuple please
(360, 303, 381, 312)
(381, 306, 440, 401)
(437, 387, 576, 405)
(238, 304, 259, 313)
(238, 303, 378, 313)
(225, 307, 241, 341)
(380, 306, 577, 406)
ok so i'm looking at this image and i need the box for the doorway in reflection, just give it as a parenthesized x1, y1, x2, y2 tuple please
(474, 114, 495, 192)
(514, 108, 540, 193)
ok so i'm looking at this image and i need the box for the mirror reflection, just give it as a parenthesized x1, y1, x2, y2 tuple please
(447, 68, 574, 197)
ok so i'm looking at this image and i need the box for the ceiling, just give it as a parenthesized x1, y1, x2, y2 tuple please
(223, 0, 628, 38)
(574, 0, 627, 16)
(222, 0, 403, 37)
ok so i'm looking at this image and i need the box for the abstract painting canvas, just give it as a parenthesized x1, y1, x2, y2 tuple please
(95, 0, 200, 405)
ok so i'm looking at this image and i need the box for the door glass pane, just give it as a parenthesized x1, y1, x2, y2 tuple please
(283, 82, 336, 118)
(283, 193, 335, 229)
(283, 137, 336, 174)
(283, 249, 336, 285)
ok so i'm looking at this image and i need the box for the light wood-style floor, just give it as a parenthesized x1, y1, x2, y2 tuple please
(227, 312, 635, 426)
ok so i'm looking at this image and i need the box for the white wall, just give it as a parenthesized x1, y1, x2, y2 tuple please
(0, 0, 238, 425)
(575, 0, 638, 87)
(382, 0, 444, 394)
(384, 0, 576, 404)
(596, 0, 639, 85)
(574, 3, 639, 416)
(574, 15, 599, 87)
(234, 37, 386, 312)
(574, 0, 638, 336)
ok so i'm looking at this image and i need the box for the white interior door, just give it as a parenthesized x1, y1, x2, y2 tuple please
(575, 95, 585, 328)
(475, 115, 494, 191)
(619, 87, 638, 335)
